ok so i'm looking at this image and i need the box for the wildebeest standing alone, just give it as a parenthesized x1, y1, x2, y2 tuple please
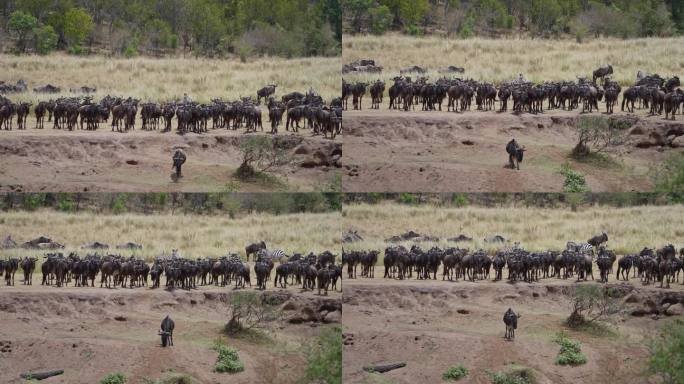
(503, 308, 520, 340)
(172, 149, 186, 179)
(160, 315, 175, 347)
(506, 139, 525, 170)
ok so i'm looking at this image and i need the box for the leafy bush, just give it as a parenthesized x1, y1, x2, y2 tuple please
(572, 116, 628, 159)
(225, 291, 280, 335)
(302, 326, 342, 384)
(111, 193, 128, 214)
(653, 152, 684, 200)
(553, 333, 587, 366)
(566, 285, 620, 328)
(560, 164, 590, 193)
(236, 137, 289, 181)
(64, 8, 93, 47)
(56, 195, 75, 212)
(452, 193, 469, 207)
(488, 364, 536, 384)
(212, 342, 245, 374)
(34, 25, 58, 55)
(22, 194, 46, 211)
(100, 373, 127, 384)
(649, 319, 684, 384)
(8, 10, 37, 52)
(442, 364, 468, 381)
(399, 193, 418, 205)
(369, 5, 393, 35)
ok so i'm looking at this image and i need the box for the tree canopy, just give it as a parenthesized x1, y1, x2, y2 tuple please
(343, 0, 682, 39)
(1, 0, 341, 57)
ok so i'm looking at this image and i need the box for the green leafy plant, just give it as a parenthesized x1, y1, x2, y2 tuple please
(302, 326, 342, 384)
(560, 163, 590, 193)
(100, 372, 127, 384)
(399, 193, 418, 205)
(442, 364, 468, 381)
(225, 291, 281, 335)
(649, 319, 684, 384)
(34, 25, 58, 55)
(553, 332, 587, 366)
(212, 342, 245, 373)
(487, 364, 536, 384)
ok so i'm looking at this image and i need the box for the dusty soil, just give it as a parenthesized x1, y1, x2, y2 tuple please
(0, 119, 342, 192)
(342, 106, 683, 192)
(0, 284, 341, 384)
(343, 273, 681, 384)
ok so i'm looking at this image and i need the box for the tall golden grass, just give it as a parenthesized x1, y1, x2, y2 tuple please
(0, 209, 340, 261)
(342, 202, 684, 256)
(343, 34, 684, 86)
(1, 53, 340, 103)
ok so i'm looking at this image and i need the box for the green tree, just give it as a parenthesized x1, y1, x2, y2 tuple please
(63, 8, 94, 47)
(399, 0, 429, 28)
(8, 10, 38, 52)
(34, 24, 58, 54)
(369, 5, 393, 34)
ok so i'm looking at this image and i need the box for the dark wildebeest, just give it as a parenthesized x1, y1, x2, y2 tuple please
(593, 65, 613, 83)
(506, 139, 525, 170)
(257, 84, 277, 105)
(172, 149, 186, 178)
(160, 315, 175, 347)
(369, 80, 385, 109)
(20, 257, 36, 285)
(245, 241, 266, 261)
(587, 233, 608, 248)
(503, 308, 520, 340)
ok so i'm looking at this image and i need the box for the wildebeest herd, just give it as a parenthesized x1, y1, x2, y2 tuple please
(343, 233, 684, 289)
(343, 66, 684, 119)
(0, 85, 341, 139)
(0, 243, 342, 296)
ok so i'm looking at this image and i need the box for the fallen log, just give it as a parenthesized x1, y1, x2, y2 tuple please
(363, 362, 406, 373)
(20, 369, 64, 380)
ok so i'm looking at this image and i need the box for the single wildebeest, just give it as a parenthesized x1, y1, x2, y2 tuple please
(587, 233, 608, 248)
(245, 241, 266, 261)
(257, 84, 277, 105)
(503, 308, 520, 340)
(593, 65, 613, 83)
(172, 149, 186, 178)
(506, 139, 525, 170)
(160, 315, 175, 347)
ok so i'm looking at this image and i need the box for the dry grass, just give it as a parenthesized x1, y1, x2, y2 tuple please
(343, 34, 684, 86)
(342, 202, 684, 256)
(1, 53, 340, 103)
(0, 209, 340, 261)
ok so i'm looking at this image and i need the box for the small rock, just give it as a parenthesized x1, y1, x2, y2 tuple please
(125, 160, 138, 165)
(114, 316, 126, 321)
(294, 144, 312, 155)
(457, 309, 470, 314)
(461, 140, 475, 146)
(666, 303, 684, 316)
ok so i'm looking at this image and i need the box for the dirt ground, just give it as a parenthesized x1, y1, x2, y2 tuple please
(0, 281, 341, 384)
(343, 270, 682, 384)
(0, 117, 341, 192)
(342, 104, 683, 192)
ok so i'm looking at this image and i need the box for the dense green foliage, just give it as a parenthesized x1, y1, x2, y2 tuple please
(100, 373, 127, 384)
(1, 0, 340, 57)
(212, 342, 245, 374)
(343, 0, 682, 38)
(649, 319, 684, 384)
(560, 164, 591, 193)
(302, 326, 342, 384)
(442, 364, 469, 381)
(487, 364, 536, 384)
(0, 192, 343, 215)
(553, 333, 587, 366)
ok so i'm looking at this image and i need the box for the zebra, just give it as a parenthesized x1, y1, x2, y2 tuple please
(566, 241, 594, 257)
(257, 248, 287, 263)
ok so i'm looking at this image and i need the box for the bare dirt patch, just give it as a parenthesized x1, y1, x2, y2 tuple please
(0, 286, 340, 384)
(0, 126, 341, 192)
(343, 278, 676, 384)
(342, 108, 683, 192)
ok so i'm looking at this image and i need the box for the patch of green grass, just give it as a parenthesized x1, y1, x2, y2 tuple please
(553, 332, 587, 366)
(100, 373, 127, 384)
(572, 320, 619, 338)
(560, 163, 591, 193)
(649, 319, 684, 384)
(442, 364, 468, 381)
(231, 328, 274, 345)
(571, 151, 622, 169)
(487, 364, 537, 384)
(301, 325, 342, 384)
(212, 342, 245, 374)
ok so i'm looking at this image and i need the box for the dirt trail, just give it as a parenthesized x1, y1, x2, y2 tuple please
(342, 107, 683, 192)
(0, 121, 342, 192)
(0, 285, 341, 384)
(343, 277, 677, 384)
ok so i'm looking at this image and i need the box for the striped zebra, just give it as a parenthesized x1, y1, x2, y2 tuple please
(257, 248, 287, 263)
(566, 241, 594, 256)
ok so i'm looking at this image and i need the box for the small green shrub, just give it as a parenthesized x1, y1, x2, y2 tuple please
(212, 342, 245, 373)
(648, 319, 684, 384)
(100, 372, 127, 384)
(442, 364, 468, 381)
(554, 333, 587, 366)
(451, 193, 469, 207)
(111, 193, 128, 214)
(399, 193, 417, 205)
(302, 326, 342, 384)
(560, 163, 590, 193)
(488, 364, 536, 384)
